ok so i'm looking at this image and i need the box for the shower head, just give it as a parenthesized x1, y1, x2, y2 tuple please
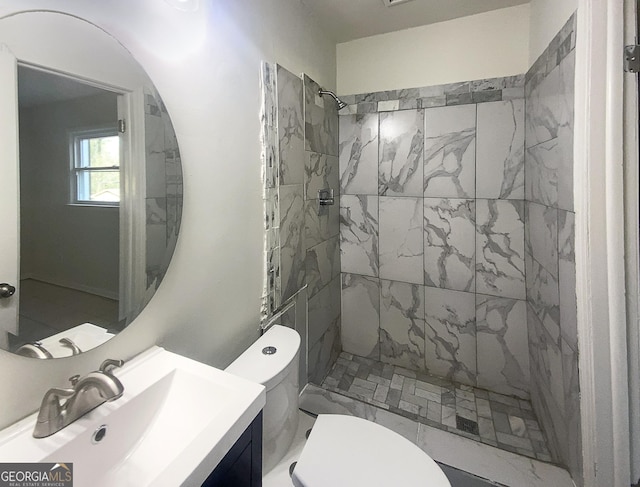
(318, 89, 348, 110)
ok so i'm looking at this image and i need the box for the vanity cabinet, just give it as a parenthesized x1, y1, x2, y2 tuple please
(201, 412, 263, 487)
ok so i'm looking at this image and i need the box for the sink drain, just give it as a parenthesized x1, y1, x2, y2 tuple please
(92, 424, 108, 444)
(262, 346, 277, 355)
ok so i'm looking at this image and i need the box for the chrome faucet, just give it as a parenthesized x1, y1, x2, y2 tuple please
(59, 337, 82, 356)
(16, 342, 53, 359)
(33, 359, 125, 438)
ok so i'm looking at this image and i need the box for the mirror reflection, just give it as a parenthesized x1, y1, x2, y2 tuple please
(17, 67, 123, 356)
(0, 13, 183, 358)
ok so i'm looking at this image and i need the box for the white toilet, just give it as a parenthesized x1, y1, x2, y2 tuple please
(226, 325, 451, 486)
(226, 325, 301, 473)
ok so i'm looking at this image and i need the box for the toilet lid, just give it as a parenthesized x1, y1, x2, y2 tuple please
(292, 414, 451, 487)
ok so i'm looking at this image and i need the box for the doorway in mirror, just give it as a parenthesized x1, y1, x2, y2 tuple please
(12, 65, 127, 353)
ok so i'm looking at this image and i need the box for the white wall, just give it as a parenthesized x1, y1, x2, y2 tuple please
(529, 0, 579, 64)
(336, 5, 530, 96)
(0, 0, 335, 429)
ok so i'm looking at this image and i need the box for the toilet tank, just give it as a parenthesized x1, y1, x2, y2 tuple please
(226, 325, 300, 473)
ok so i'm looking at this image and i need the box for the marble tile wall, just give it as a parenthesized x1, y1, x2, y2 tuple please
(261, 64, 341, 385)
(339, 74, 529, 397)
(261, 62, 280, 319)
(303, 74, 341, 384)
(144, 86, 183, 300)
(277, 66, 306, 304)
(337, 16, 580, 478)
(524, 13, 581, 483)
(424, 104, 476, 198)
(379, 110, 424, 196)
(338, 75, 525, 115)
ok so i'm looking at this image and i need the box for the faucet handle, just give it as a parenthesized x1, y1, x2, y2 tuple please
(99, 359, 124, 374)
(59, 337, 82, 356)
(69, 375, 80, 387)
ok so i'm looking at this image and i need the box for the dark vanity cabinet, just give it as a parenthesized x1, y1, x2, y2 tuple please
(201, 412, 263, 487)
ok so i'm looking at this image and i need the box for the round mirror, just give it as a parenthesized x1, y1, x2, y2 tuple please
(0, 12, 183, 358)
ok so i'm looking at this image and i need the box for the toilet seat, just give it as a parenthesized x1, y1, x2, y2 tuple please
(291, 414, 452, 487)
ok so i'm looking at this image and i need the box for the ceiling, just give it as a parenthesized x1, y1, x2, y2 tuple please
(301, 0, 530, 43)
(18, 65, 112, 108)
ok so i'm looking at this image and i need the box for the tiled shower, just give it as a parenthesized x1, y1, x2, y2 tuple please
(261, 11, 581, 485)
(261, 64, 342, 386)
(339, 80, 528, 393)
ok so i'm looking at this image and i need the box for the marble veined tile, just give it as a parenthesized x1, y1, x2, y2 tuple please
(356, 90, 398, 103)
(558, 210, 577, 352)
(260, 62, 276, 127)
(378, 100, 400, 112)
(379, 197, 424, 285)
(308, 317, 341, 385)
(416, 422, 574, 487)
(476, 200, 525, 299)
(260, 62, 277, 191)
(264, 187, 278, 232)
(300, 383, 379, 421)
(525, 66, 561, 149)
(308, 275, 340, 346)
(424, 287, 476, 386)
(556, 128, 574, 213)
(146, 197, 167, 224)
(279, 184, 305, 301)
(339, 114, 378, 195)
(379, 109, 424, 196)
(476, 295, 529, 399)
(340, 195, 378, 277)
(424, 104, 476, 198)
(525, 201, 558, 278)
(526, 252, 560, 345)
(419, 85, 445, 98)
(527, 47, 575, 150)
(305, 152, 338, 201)
(305, 235, 340, 299)
(341, 273, 380, 359)
(557, 51, 576, 212)
(380, 280, 426, 372)
(528, 304, 566, 462)
(304, 74, 338, 156)
(476, 100, 524, 199)
(562, 336, 582, 479)
(305, 198, 339, 250)
(558, 50, 576, 136)
(525, 136, 564, 209)
(266, 239, 281, 314)
(424, 198, 475, 292)
(277, 65, 304, 185)
(145, 110, 166, 195)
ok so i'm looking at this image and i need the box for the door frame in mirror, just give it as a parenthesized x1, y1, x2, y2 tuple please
(0, 44, 20, 350)
(118, 83, 146, 321)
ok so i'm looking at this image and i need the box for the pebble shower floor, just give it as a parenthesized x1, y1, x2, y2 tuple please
(321, 352, 553, 463)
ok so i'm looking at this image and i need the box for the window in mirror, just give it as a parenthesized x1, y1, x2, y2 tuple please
(70, 127, 120, 205)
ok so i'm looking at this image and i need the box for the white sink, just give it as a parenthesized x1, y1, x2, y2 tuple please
(0, 347, 266, 486)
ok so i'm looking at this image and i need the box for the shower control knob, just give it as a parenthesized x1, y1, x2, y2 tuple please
(0, 283, 15, 299)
